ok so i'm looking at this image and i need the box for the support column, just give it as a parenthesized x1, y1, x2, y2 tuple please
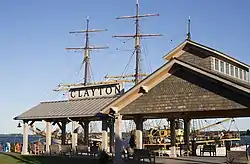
(61, 122, 66, 145)
(102, 120, 108, 151)
(184, 117, 190, 154)
(21, 121, 29, 155)
(72, 121, 78, 153)
(84, 120, 89, 146)
(109, 121, 115, 153)
(170, 118, 176, 157)
(45, 121, 52, 154)
(114, 113, 123, 164)
(134, 116, 143, 149)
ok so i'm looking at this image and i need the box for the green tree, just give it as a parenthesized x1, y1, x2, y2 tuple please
(246, 129, 250, 136)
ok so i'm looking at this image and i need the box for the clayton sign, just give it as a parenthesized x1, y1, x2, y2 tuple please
(69, 83, 124, 100)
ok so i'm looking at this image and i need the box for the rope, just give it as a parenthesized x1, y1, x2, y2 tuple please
(89, 62, 95, 83)
(120, 49, 136, 79)
(142, 41, 152, 73)
(228, 119, 233, 131)
(232, 118, 240, 132)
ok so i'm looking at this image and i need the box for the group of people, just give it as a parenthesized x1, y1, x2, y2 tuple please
(0, 142, 14, 152)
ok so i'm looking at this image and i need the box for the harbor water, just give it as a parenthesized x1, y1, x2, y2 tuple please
(0, 135, 250, 146)
(0, 135, 43, 146)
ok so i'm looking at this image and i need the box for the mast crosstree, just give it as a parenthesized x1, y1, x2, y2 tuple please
(108, 0, 162, 84)
(54, 17, 108, 91)
(54, 0, 162, 92)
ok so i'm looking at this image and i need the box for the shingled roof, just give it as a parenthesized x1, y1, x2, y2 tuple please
(14, 96, 119, 120)
(101, 58, 250, 115)
(163, 39, 250, 69)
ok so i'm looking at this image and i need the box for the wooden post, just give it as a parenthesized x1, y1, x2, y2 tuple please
(21, 121, 29, 155)
(114, 113, 123, 164)
(170, 118, 176, 157)
(102, 120, 108, 151)
(46, 121, 52, 154)
(134, 116, 144, 149)
(84, 120, 90, 146)
(184, 117, 190, 155)
(61, 122, 67, 145)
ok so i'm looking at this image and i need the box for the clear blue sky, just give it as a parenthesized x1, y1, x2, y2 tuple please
(0, 0, 250, 134)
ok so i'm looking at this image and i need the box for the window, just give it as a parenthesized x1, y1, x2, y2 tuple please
(243, 71, 247, 81)
(220, 61, 224, 73)
(230, 65, 234, 76)
(235, 67, 239, 78)
(239, 69, 243, 79)
(212, 57, 249, 82)
(215, 58, 219, 71)
(226, 63, 229, 74)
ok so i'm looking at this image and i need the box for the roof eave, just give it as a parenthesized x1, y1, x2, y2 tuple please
(163, 40, 187, 60)
(15, 114, 99, 121)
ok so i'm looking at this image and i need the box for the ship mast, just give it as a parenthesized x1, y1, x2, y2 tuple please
(54, 17, 108, 91)
(109, 0, 162, 84)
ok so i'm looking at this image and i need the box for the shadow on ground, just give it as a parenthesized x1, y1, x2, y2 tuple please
(0, 153, 100, 164)
(0, 152, 167, 164)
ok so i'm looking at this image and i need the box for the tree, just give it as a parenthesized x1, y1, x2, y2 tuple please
(246, 129, 250, 136)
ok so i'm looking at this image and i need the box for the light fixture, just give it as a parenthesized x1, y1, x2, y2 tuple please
(17, 122, 22, 128)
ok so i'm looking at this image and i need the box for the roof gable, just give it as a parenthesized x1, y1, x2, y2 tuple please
(101, 58, 250, 114)
(163, 40, 249, 69)
(120, 67, 248, 116)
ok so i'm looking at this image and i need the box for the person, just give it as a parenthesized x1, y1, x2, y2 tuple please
(6, 142, 10, 152)
(129, 134, 136, 149)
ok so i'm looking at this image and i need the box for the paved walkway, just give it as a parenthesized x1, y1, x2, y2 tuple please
(156, 156, 226, 164)
(123, 156, 226, 164)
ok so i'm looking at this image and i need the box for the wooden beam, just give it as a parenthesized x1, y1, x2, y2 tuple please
(79, 122, 84, 129)
(56, 122, 62, 130)
(29, 121, 35, 126)
(101, 59, 176, 114)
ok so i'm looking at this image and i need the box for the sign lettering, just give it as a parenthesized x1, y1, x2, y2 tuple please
(69, 83, 124, 100)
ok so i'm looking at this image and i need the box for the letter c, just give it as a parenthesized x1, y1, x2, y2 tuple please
(70, 91, 76, 98)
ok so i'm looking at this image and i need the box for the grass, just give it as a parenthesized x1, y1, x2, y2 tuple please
(0, 152, 100, 164)
(0, 152, 160, 164)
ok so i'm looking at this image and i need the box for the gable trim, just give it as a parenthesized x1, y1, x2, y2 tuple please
(163, 40, 186, 61)
(101, 59, 177, 114)
(101, 59, 250, 114)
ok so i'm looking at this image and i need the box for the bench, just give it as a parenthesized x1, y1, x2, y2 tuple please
(50, 144, 60, 156)
(134, 149, 155, 164)
(60, 145, 72, 156)
(200, 145, 216, 156)
(226, 151, 250, 164)
(37, 144, 45, 155)
(76, 145, 89, 155)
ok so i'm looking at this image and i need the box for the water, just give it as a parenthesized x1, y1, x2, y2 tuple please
(239, 136, 250, 145)
(0, 135, 43, 145)
(0, 135, 250, 146)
